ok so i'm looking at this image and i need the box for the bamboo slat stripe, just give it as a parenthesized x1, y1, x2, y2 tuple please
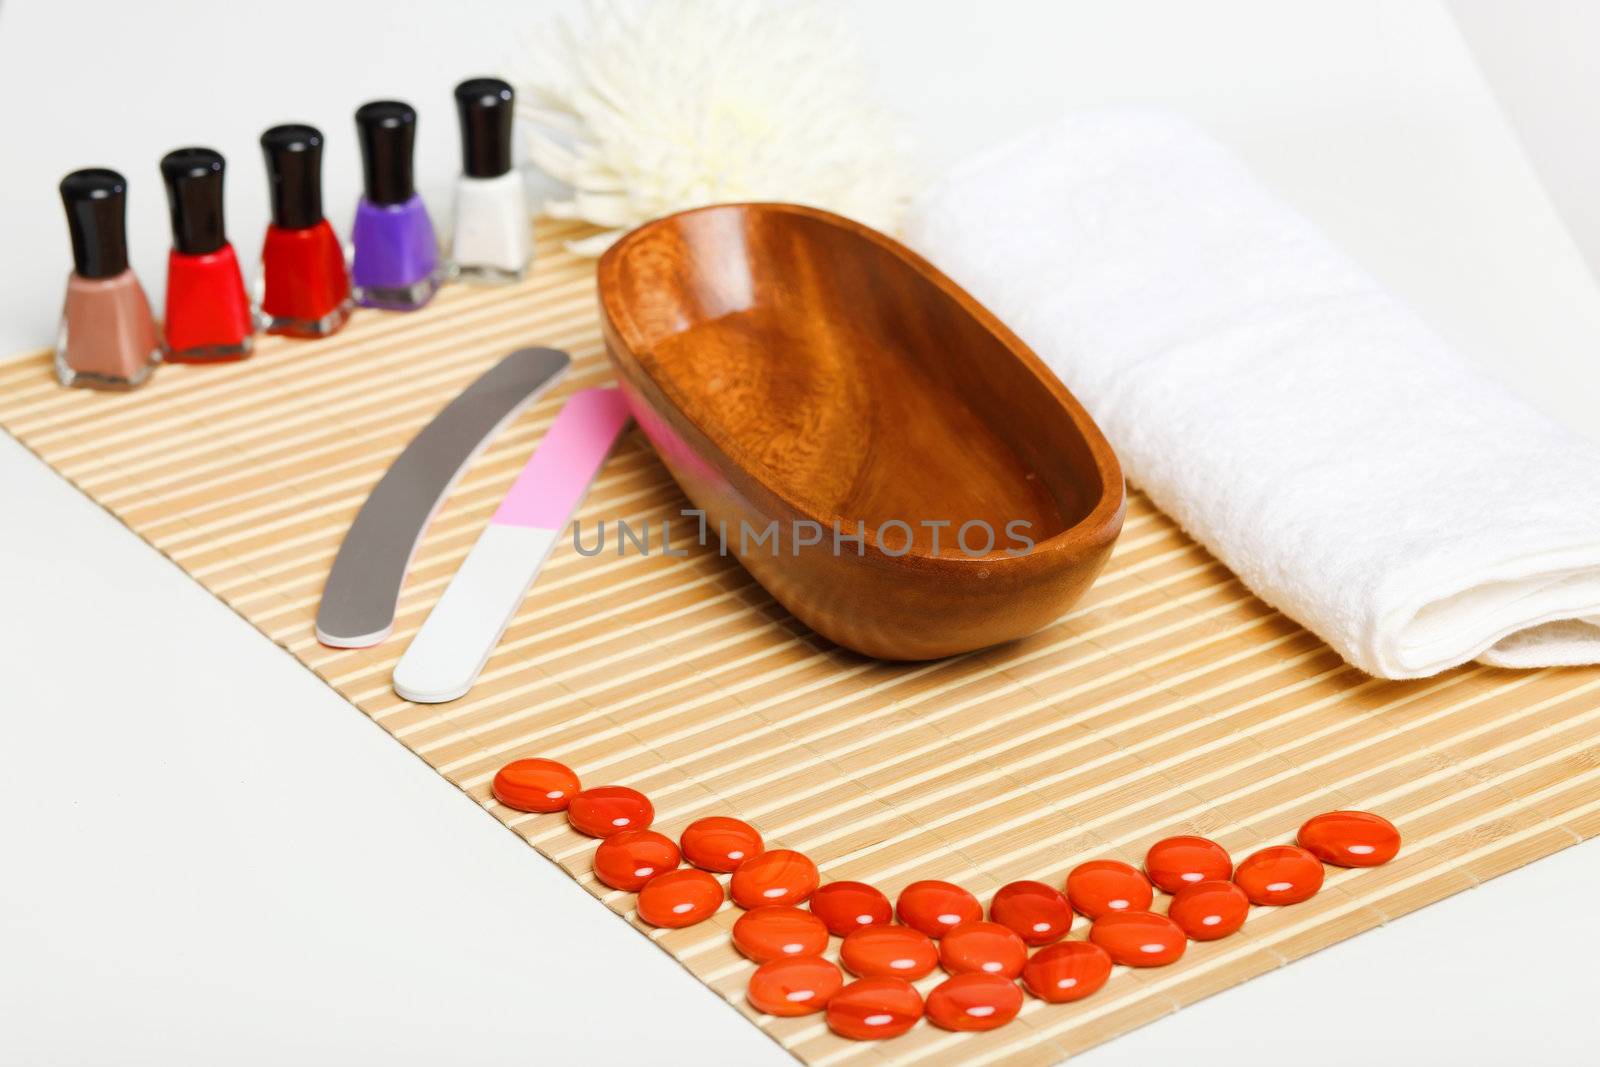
(52, 294, 597, 470)
(522, 595, 1282, 871)
(86, 329, 610, 506)
(555, 609, 1303, 859)
(152, 387, 628, 555)
(387, 515, 1184, 710)
(615, 639, 1341, 929)
(417, 544, 1239, 756)
(4, 219, 1598, 1066)
(179, 407, 646, 582)
(211, 419, 692, 563)
(601, 643, 1350, 921)
(248, 511, 1170, 656)
(287, 538, 755, 661)
(112, 337, 616, 520)
(432, 591, 1254, 831)
(416, 539, 1242, 770)
(145, 358, 618, 551)
(469, 554, 1223, 800)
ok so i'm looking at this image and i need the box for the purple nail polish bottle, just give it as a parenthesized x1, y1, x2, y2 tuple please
(351, 100, 441, 310)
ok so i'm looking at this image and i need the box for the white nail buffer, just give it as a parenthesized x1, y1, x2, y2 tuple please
(392, 386, 632, 703)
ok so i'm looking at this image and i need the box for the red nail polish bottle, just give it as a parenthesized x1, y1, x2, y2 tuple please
(259, 125, 352, 338)
(159, 147, 255, 362)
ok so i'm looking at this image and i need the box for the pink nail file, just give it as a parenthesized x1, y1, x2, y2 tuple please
(392, 387, 633, 703)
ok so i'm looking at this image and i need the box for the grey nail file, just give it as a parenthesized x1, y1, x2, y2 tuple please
(315, 346, 571, 648)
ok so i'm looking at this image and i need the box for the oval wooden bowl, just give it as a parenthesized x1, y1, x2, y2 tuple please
(598, 203, 1124, 660)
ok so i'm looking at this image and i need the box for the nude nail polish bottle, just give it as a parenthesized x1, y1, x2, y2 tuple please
(55, 169, 161, 390)
(351, 100, 442, 310)
(450, 77, 531, 283)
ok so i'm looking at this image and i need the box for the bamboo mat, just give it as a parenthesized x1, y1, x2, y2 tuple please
(5, 218, 1599, 1065)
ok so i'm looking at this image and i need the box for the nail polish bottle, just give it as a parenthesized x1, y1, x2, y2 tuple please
(55, 169, 161, 390)
(451, 77, 531, 283)
(351, 101, 442, 310)
(160, 148, 255, 362)
(259, 125, 353, 338)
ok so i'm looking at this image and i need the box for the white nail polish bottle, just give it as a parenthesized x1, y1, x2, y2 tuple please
(451, 78, 532, 284)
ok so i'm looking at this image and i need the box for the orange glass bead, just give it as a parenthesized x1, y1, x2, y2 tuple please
(1297, 810, 1401, 867)
(839, 924, 939, 980)
(895, 880, 982, 938)
(1167, 879, 1249, 940)
(925, 972, 1023, 1032)
(1021, 941, 1113, 1003)
(989, 880, 1073, 945)
(939, 921, 1028, 979)
(1089, 910, 1187, 966)
(730, 849, 820, 908)
(1144, 835, 1233, 894)
(732, 906, 830, 962)
(747, 955, 843, 1017)
(491, 758, 580, 813)
(680, 815, 764, 872)
(636, 868, 723, 928)
(826, 977, 924, 1040)
(810, 881, 893, 936)
(1066, 860, 1153, 920)
(1234, 845, 1325, 905)
(567, 785, 653, 838)
(592, 829, 680, 891)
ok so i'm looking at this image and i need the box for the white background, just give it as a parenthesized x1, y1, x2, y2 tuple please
(3, 2, 1599, 1065)
(1453, 0, 1600, 284)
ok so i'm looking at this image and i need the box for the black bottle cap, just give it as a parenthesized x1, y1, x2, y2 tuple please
(355, 100, 417, 205)
(454, 77, 515, 179)
(260, 124, 325, 230)
(59, 168, 130, 279)
(160, 147, 228, 255)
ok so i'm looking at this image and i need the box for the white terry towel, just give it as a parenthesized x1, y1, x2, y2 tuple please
(903, 108, 1600, 679)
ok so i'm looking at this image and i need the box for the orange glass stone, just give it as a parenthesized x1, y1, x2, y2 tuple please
(1089, 910, 1187, 966)
(1167, 879, 1249, 940)
(989, 880, 1072, 945)
(730, 849, 820, 908)
(636, 868, 723, 927)
(826, 977, 924, 1040)
(810, 881, 893, 937)
(839, 924, 939, 980)
(895, 880, 982, 938)
(567, 785, 653, 838)
(1065, 860, 1153, 920)
(938, 921, 1028, 978)
(1020, 941, 1112, 1003)
(732, 906, 830, 962)
(1298, 810, 1401, 867)
(925, 972, 1023, 1032)
(592, 829, 680, 891)
(747, 955, 843, 1017)
(1234, 845, 1325, 905)
(491, 758, 580, 813)
(1144, 835, 1233, 894)
(680, 815, 764, 872)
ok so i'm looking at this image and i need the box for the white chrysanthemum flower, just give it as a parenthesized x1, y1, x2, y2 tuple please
(518, 0, 913, 255)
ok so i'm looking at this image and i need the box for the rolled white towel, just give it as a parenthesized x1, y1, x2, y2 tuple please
(904, 107, 1600, 679)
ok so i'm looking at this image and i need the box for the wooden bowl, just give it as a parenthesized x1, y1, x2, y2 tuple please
(598, 203, 1124, 660)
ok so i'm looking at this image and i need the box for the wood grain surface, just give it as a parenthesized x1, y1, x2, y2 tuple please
(2, 218, 1598, 1065)
(600, 203, 1124, 660)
